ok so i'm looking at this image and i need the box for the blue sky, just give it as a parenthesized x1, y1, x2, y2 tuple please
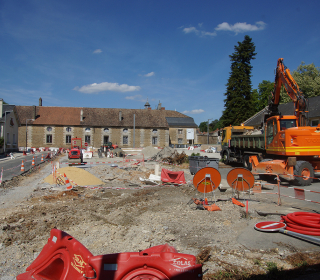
(1, 0, 320, 126)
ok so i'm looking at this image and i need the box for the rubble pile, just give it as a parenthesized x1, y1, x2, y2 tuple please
(162, 150, 188, 165)
(150, 146, 175, 161)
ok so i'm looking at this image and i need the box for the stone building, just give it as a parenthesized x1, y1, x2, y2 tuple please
(16, 101, 198, 149)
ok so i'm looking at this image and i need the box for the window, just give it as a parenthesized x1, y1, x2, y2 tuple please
(178, 129, 183, 134)
(85, 135, 91, 144)
(104, 128, 109, 132)
(46, 134, 52, 143)
(123, 136, 128, 145)
(152, 137, 158, 145)
(46, 127, 52, 132)
(266, 120, 278, 145)
(104, 136, 109, 144)
(66, 135, 71, 144)
(123, 128, 128, 133)
(66, 127, 72, 132)
(280, 119, 297, 130)
(178, 138, 183, 144)
(311, 120, 319, 127)
(85, 127, 91, 132)
(152, 129, 158, 133)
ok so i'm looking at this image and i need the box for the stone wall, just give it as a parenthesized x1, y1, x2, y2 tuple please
(18, 125, 170, 148)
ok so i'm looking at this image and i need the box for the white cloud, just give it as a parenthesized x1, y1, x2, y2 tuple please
(144, 72, 155, 77)
(73, 82, 141, 94)
(215, 21, 266, 34)
(183, 27, 199, 34)
(125, 94, 143, 100)
(182, 26, 216, 37)
(182, 109, 205, 114)
(93, 49, 102, 54)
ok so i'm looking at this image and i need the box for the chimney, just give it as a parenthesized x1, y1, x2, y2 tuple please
(80, 109, 83, 121)
(161, 107, 165, 110)
(0, 99, 3, 117)
(39, 97, 42, 106)
(119, 111, 122, 121)
(33, 105, 36, 120)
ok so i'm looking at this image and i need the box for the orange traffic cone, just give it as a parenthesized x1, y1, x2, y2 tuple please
(41, 154, 44, 162)
(21, 160, 25, 172)
(32, 156, 35, 166)
(64, 173, 73, 190)
(232, 198, 245, 207)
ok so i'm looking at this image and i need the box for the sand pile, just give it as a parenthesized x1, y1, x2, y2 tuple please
(142, 146, 159, 158)
(44, 167, 104, 186)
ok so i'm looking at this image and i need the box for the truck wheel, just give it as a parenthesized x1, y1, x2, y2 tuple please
(222, 151, 230, 164)
(293, 161, 314, 186)
(243, 155, 252, 171)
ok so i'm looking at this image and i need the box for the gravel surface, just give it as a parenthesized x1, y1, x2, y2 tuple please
(0, 154, 320, 279)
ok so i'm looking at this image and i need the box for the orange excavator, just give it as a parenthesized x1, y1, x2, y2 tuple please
(249, 58, 320, 185)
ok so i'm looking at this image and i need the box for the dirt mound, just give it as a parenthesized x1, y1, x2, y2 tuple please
(142, 146, 159, 158)
(43, 166, 104, 186)
(151, 146, 175, 161)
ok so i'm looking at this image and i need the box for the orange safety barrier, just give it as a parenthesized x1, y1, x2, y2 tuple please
(17, 229, 202, 280)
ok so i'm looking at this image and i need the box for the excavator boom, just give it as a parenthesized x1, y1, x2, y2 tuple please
(268, 58, 307, 126)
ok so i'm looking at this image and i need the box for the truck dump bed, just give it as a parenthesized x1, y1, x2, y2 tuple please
(230, 133, 265, 151)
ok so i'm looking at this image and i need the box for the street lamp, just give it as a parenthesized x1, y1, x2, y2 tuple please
(26, 119, 35, 152)
(4, 110, 13, 154)
(207, 118, 212, 144)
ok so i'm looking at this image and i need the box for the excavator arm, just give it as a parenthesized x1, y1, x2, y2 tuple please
(267, 58, 307, 126)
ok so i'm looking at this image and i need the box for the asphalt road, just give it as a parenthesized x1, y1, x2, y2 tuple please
(0, 153, 51, 182)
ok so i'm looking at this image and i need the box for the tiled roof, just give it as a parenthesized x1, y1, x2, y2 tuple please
(165, 117, 198, 127)
(16, 106, 191, 128)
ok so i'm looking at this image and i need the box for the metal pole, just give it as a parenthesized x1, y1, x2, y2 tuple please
(133, 114, 135, 148)
(207, 118, 212, 144)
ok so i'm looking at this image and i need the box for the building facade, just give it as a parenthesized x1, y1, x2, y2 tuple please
(16, 103, 198, 149)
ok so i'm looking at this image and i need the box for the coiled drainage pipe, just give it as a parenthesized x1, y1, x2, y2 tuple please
(281, 212, 320, 236)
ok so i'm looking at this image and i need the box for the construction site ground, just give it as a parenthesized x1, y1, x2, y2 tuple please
(0, 149, 320, 280)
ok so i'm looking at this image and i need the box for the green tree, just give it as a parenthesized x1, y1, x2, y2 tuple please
(210, 119, 223, 131)
(280, 62, 320, 103)
(221, 35, 257, 127)
(199, 121, 208, 132)
(257, 80, 274, 111)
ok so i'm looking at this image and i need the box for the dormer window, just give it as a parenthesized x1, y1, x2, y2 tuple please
(85, 127, 91, 132)
(152, 129, 158, 133)
(47, 127, 52, 132)
(66, 127, 72, 132)
(104, 128, 109, 132)
(123, 128, 128, 133)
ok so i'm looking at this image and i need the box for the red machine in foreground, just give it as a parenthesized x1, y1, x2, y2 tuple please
(17, 229, 202, 280)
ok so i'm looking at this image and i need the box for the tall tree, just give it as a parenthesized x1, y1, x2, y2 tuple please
(221, 35, 257, 127)
(280, 62, 320, 103)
